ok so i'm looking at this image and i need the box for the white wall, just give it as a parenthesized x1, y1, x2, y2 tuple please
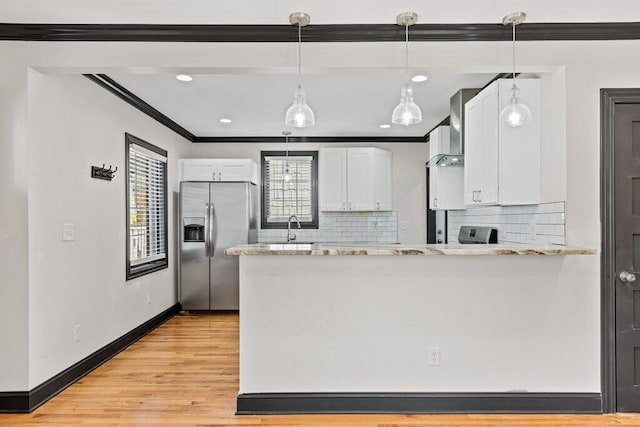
(0, 37, 639, 392)
(26, 72, 190, 387)
(240, 254, 600, 393)
(0, 61, 30, 391)
(191, 142, 428, 244)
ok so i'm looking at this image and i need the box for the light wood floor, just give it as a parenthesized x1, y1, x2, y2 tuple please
(2, 314, 640, 426)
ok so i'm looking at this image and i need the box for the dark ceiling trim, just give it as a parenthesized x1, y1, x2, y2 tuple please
(84, 74, 195, 142)
(3, 22, 640, 42)
(193, 136, 428, 143)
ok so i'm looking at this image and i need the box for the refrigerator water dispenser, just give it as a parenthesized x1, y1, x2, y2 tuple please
(183, 218, 205, 242)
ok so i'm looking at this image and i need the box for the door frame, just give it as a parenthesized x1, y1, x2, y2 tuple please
(600, 88, 640, 413)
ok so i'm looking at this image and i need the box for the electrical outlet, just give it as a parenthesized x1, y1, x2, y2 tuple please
(146, 291, 151, 304)
(74, 324, 81, 342)
(62, 223, 75, 241)
(428, 347, 440, 366)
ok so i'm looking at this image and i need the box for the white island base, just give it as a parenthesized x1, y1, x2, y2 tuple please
(233, 250, 601, 414)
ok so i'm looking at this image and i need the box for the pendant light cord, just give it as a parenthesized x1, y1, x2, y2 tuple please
(298, 24, 302, 86)
(405, 23, 409, 84)
(512, 22, 516, 88)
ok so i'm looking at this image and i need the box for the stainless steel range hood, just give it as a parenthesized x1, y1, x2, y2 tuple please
(427, 88, 480, 168)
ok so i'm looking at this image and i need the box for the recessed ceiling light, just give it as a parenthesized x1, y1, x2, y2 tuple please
(176, 74, 193, 82)
(411, 74, 429, 83)
(379, 124, 391, 129)
(219, 118, 232, 124)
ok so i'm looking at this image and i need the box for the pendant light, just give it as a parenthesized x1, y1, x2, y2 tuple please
(499, 12, 532, 128)
(392, 12, 422, 126)
(283, 131, 292, 182)
(285, 12, 315, 128)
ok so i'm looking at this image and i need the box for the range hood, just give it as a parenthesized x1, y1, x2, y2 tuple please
(427, 88, 480, 168)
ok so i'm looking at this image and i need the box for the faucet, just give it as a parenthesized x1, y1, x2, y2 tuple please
(287, 215, 301, 242)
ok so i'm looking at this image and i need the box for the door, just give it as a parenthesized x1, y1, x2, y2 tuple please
(347, 148, 374, 211)
(464, 97, 482, 205)
(373, 149, 392, 211)
(319, 148, 347, 211)
(615, 103, 640, 411)
(480, 83, 499, 205)
(180, 159, 216, 181)
(209, 183, 250, 310)
(218, 159, 252, 182)
(179, 182, 210, 310)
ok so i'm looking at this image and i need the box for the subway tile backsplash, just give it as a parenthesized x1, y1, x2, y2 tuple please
(447, 202, 566, 245)
(257, 211, 398, 243)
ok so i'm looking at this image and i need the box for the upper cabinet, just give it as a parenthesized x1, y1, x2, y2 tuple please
(428, 126, 465, 210)
(319, 147, 392, 212)
(179, 158, 258, 184)
(464, 78, 541, 206)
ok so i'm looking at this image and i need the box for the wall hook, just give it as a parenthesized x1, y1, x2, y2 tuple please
(91, 164, 117, 181)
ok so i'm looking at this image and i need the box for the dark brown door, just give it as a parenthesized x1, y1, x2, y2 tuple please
(615, 103, 640, 411)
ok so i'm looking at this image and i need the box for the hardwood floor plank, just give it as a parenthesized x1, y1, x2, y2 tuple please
(1, 314, 639, 426)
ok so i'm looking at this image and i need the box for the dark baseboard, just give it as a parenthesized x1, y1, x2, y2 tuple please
(0, 392, 30, 414)
(0, 303, 180, 413)
(236, 392, 603, 415)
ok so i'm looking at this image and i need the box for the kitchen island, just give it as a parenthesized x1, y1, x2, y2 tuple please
(226, 243, 600, 414)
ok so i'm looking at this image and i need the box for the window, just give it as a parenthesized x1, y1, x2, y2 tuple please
(126, 133, 168, 279)
(261, 151, 318, 229)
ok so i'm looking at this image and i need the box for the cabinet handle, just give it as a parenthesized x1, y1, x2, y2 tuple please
(472, 191, 477, 202)
(342, 201, 346, 211)
(376, 202, 381, 210)
(349, 202, 352, 210)
(434, 198, 437, 208)
(477, 189, 482, 203)
(218, 172, 222, 181)
(212, 172, 216, 181)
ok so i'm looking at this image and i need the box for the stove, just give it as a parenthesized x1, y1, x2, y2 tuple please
(458, 226, 498, 244)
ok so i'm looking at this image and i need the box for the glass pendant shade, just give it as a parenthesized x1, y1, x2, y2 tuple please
(392, 83, 422, 126)
(500, 85, 532, 128)
(499, 12, 531, 128)
(285, 85, 315, 128)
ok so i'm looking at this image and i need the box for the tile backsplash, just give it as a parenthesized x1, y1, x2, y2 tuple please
(258, 211, 398, 243)
(447, 202, 566, 245)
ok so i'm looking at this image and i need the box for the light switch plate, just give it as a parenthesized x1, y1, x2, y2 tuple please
(63, 223, 75, 241)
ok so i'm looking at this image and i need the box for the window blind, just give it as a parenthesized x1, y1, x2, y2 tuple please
(264, 155, 313, 223)
(129, 143, 167, 266)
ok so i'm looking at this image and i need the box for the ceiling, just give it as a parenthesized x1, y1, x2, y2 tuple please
(110, 72, 496, 137)
(7, 0, 639, 138)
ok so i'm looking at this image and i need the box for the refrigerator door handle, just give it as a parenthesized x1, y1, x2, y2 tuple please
(210, 201, 217, 256)
(204, 203, 210, 257)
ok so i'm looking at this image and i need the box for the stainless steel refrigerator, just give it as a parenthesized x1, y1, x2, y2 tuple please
(179, 182, 258, 311)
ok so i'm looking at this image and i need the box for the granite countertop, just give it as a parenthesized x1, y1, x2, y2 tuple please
(225, 243, 597, 256)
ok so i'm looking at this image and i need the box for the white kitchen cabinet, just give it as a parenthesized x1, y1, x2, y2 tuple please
(319, 148, 348, 211)
(179, 158, 258, 184)
(428, 126, 465, 210)
(319, 147, 392, 211)
(373, 149, 392, 211)
(464, 78, 541, 206)
(430, 166, 465, 210)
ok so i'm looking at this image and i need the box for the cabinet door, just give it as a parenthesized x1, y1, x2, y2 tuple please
(464, 97, 483, 205)
(217, 159, 256, 183)
(436, 166, 465, 210)
(497, 78, 541, 205)
(479, 83, 499, 205)
(180, 159, 216, 182)
(373, 149, 392, 211)
(319, 148, 347, 211)
(429, 166, 440, 209)
(347, 148, 374, 211)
